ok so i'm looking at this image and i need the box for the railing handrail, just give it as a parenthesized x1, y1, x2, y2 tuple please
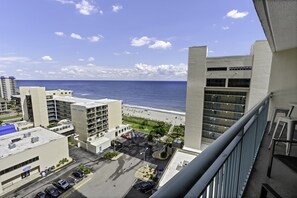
(152, 93, 271, 198)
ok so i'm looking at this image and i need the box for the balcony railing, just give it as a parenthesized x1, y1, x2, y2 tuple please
(152, 93, 271, 198)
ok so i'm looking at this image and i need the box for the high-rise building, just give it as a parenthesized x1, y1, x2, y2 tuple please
(0, 76, 17, 100)
(184, 40, 272, 151)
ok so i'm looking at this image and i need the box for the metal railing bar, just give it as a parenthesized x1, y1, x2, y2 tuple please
(185, 135, 242, 197)
(152, 94, 271, 198)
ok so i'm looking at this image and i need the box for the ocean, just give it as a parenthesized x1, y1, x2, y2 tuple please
(16, 80, 187, 112)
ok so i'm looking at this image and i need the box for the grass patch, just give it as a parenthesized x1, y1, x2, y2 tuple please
(123, 115, 170, 134)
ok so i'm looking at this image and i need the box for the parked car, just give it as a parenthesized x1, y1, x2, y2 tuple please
(157, 167, 164, 179)
(52, 179, 71, 191)
(45, 186, 60, 197)
(136, 181, 155, 193)
(34, 191, 48, 198)
(65, 176, 78, 186)
(72, 169, 84, 179)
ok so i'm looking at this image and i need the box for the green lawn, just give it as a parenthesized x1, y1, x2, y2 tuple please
(123, 115, 170, 134)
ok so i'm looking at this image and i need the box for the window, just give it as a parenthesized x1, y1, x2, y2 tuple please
(228, 79, 250, 87)
(229, 66, 252, 71)
(206, 79, 226, 87)
(0, 156, 39, 175)
(207, 67, 227, 71)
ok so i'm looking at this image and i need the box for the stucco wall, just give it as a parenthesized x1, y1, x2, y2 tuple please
(184, 46, 207, 151)
(268, 47, 297, 118)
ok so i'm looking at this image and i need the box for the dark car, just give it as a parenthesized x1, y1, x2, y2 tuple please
(34, 191, 48, 198)
(72, 169, 84, 179)
(157, 167, 164, 179)
(45, 186, 60, 198)
(136, 181, 155, 193)
(52, 179, 71, 191)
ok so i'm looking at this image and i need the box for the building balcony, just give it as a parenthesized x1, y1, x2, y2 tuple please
(153, 94, 297, 198)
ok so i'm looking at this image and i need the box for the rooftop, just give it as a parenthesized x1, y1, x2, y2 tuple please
(158, 149, 198, 189)
(53, 96, 119, 106)
(0, 127, 65, 159)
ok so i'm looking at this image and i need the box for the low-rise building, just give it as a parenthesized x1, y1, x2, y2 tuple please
(0, 98, 8, 112)
(0, 127, 69, 196)
(19, 87, 132, 153)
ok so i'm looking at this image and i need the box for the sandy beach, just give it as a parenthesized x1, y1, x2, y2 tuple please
(123, 104, 185, 126)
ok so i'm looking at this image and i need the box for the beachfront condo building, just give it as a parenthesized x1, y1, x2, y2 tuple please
(184, 40, 272, 151)
(0, 76, 17, 100)
(0, 127, 69, 196)
(19, 86, 131, 153)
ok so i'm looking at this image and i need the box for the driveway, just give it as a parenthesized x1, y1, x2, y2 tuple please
(69, 154, 145, 198)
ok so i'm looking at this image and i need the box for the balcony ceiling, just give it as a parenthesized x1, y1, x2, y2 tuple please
(253, 0, 297, 52)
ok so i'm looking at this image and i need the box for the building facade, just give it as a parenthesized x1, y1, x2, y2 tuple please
(0, 76, 17, 100)
(19, 87, 131, 153)
(0, 127, 69, 196)
(184, 41, 272, 151)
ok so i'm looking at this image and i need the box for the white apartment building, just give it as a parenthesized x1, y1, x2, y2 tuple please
(0, 76, 17, 100)
(184, 40, 272, 151)
(0, 127, 69, 196)
(0, 98, 8, 113)
(19, 87, 131, 153)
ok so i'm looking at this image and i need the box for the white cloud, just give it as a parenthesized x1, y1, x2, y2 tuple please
(54, 32, 66, 37)
(88, 35, 103, 43)
(208, 49, 214, 53)
(99, 10, 103, 15)
(35, 70, 43, 74)
(226, 10, 249, 19)
(131, 36, 152, 47)
(114, 51, 134, 56)
(56, 0, 74, 4)
(222, 26, 230, 30)
(16, 69, 23, 72)
(112, 4, 123, 13)
(48, 72, 56, 75)
(131, 36, 172, 49)
(149, 40, 172, 50)
(179, 48, 188, 52)
(41, 56, 53, 61)
(70, 33, 83, 40)
(58, 63, 187, 80)
(78, 58, 85, 61)
(88, 57, 95, 62)
(0, 56, 31, 63)
(75, 0, 97, 15)
(135, 63, 187, 77)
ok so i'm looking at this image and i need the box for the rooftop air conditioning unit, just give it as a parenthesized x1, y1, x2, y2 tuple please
(23, 132, 31, 138)
(8, 142, 16, 149)
(31, 136, 39, 143)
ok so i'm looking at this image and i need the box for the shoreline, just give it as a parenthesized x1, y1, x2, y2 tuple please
(123, 104, 185, 126)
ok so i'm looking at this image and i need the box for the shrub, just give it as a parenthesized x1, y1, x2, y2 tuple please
(79, 165, 91, 174)
(104, 151, 119, 159)
(146, 134, 153, 142)
(160, 151, 167, 158)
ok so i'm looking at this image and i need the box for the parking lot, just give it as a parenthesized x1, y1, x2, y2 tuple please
(3, 131, 170, 198)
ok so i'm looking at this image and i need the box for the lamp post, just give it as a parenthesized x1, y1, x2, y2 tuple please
(140, 147, 149, 162)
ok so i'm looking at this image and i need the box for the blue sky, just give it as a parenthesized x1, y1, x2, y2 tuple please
(0, 0, 266, 80)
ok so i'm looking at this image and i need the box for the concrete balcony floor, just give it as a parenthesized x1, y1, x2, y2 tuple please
(243, 123, 297, 198)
